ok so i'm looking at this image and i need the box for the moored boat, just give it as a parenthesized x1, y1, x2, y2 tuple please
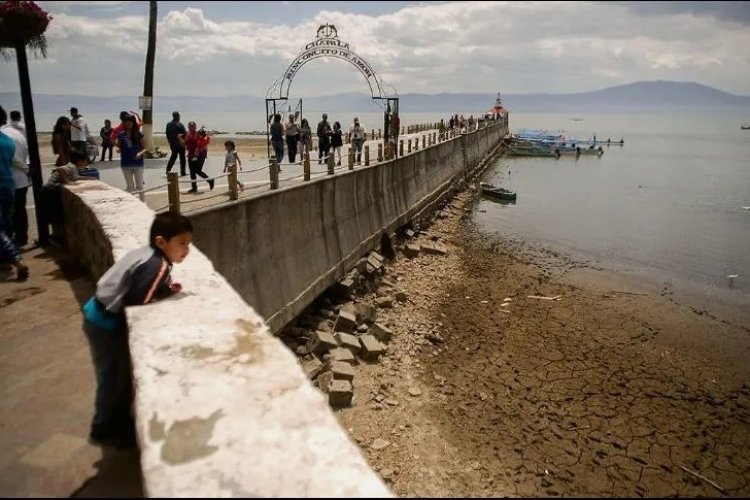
(480, 182, 517, 202)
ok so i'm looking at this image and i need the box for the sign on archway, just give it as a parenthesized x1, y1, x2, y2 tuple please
(265, 24, 400, 160)
(272, 24, 386, 100)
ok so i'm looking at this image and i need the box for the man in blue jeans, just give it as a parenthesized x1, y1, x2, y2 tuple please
(0, 105, 29, 281)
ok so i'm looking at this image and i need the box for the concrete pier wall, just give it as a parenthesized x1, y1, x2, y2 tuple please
(188, 120, 508, 333)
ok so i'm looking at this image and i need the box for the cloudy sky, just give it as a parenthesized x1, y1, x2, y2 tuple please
(1, 1, 749, 97)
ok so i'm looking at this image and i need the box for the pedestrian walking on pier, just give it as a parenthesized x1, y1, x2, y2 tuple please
(224, 140, 243, 191)
(349, 117, 366, 164)
(165, 111, 187, 176)
(331, 122, 343, 166)
(116, 114, 146, 201)
(317, 113, 332, 165)
(1, 114, 30, 247)
(285, 115, 299, 164)
(185, 122, 213, 193)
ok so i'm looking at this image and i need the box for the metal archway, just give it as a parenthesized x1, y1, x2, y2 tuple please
(265, 24, 400, 159)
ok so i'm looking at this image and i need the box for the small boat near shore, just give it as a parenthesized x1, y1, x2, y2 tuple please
(742, 125, 750, 130)
(480, 182, 517, 202)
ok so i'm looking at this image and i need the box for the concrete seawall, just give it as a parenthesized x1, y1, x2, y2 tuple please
(59, 183, 391, 497)
(188, 121, 508, 333)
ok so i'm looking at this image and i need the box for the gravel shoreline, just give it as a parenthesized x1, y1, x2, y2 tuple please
(329, 187, 750, 497)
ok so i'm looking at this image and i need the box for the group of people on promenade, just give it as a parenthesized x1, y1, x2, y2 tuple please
(268, 113, 367, 167)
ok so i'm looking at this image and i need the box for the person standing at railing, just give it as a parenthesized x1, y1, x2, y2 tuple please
(99, 119, 113, 162)
(285, 115, 299, 164)
(299, 118, 312, 157)
(348, 117, 366, 165)
(116, 114, 146, 202)
(185, 122, 213, 193)
(316, 113, 332, 165)
(52, 116, 72, 167)
(331, 121, 343, 166)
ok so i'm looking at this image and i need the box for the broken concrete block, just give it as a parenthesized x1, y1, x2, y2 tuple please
(369, 323, 394, 343)
(369, 251, 384, 264)
(356, 258, 369, 274)
(303, 358, 324, 380)
(404, 243, 421, 258)
(376, 296, 394, 309)
(330, 361, 355, 381)
(307, 330, 338, 357)
(331, 347, 356, 364)
(355, 302, 377, 324)
(317, 371, 333, 392)
(333, 310, 357, 333)
(421, 242, 448, 255)
(405, 229, 416, 238)
(394, 291, 408, 302)
(329, 380, 354, 407)
(357, 324, 369, 333)
(335, 332, 361, 355)
(359, 335, 385, 361)
(367, 255, 383, 272)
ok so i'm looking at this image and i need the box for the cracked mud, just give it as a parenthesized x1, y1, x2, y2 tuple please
(336, 190, 750, 497)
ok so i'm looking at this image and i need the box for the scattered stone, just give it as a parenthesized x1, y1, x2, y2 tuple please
(357, 324, 369, 333)
(404, 243, 421, 258)
(405, 229, 416, 238)
(421, 242, 448, 255)
(355, 302, 378, 324)
(408, 387, 423, 397)
(376, 296, 394, 308)
(425, 333, 443, 344)
(367, 255, 383, 273)
(371, 438, 391, 451)
(335, 331, 362, 355)
(331, 347, 357, 364)
(332, 277, 355, 299)
(369, 251, 385, 264)
(295, 345, 309, 356)
(370, 323, 394, 343)
(356, 258, 369, 275)
(334, 310, 357, 333)
(329, 380, 353, 407)
(315, 319, 333, 332)
(385, 399, 399, 406)
(317, 371, 333, 392)
(381, 468, 395, 478)
(394, 291, 408, 302)
(307, 331, 338, 357)
(330, 361, 355, 381)
(302, 358, 324, 380)
(359, 335, 385, 360)
(285, 326, 307, 338)
(319, 308, 335, 319)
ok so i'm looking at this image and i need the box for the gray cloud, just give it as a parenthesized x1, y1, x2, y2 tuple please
(1, 1, 749, 98)
(613, 1, 750, 25)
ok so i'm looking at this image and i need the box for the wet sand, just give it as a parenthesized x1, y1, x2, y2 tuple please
(334, 188, 750, 497)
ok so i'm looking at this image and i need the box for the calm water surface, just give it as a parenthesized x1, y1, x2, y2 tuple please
(474, 112, 750, 320)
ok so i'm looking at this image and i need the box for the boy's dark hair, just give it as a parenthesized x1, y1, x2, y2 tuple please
(70, 107, 78, 114)
(70, 150, 89, 165)
(10, 110, 21, 121)
(224, 140, 235, 148)
(119, 111, 129, 120)
(149, 213, 193, 249)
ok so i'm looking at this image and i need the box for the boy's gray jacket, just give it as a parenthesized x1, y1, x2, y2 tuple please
(96, 246, 173, 314)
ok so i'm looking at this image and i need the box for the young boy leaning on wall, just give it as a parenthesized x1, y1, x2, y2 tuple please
(81, 212, 193, 449)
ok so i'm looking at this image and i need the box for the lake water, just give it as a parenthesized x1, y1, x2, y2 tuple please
(474, 112, 750, 321)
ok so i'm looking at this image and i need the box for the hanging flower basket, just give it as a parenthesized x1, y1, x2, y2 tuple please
(0, 0, 52, 48)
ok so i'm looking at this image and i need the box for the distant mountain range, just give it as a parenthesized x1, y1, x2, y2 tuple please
(2, 81, 749, 116)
